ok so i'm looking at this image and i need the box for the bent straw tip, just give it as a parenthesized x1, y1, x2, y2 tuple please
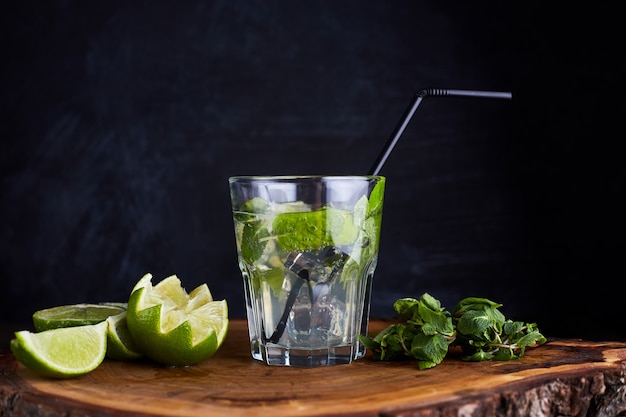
(421, 88, 512, 100)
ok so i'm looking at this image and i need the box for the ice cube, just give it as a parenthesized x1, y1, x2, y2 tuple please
(285, 285, 312, 342)
(284, 247, 346, 283)
(281, 247, 349, 345)
(312, 292, 346, 338)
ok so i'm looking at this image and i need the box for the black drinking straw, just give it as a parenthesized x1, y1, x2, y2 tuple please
(369, 88, 513, 176)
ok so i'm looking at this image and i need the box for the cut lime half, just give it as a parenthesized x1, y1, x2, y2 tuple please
(126, 273, 229, 366)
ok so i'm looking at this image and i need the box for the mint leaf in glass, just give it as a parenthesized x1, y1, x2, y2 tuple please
(241, 220, 270, 265)
(367, 179, 385, 218)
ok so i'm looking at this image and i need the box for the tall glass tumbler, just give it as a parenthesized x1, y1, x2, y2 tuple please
(229, 176, 385, 366)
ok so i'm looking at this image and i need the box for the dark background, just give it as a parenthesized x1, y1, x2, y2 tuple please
(2, 1, 624, 343)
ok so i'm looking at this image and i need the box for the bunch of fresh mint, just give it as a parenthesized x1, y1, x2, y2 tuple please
(359, 293, 546, 370)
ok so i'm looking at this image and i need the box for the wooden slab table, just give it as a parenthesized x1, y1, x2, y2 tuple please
(1, 320, 625, 417)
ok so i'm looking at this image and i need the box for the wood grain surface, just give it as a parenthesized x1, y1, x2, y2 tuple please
(1, 320, 625, 417)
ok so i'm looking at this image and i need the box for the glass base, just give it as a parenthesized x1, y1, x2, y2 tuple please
(250, 341, 366, 367)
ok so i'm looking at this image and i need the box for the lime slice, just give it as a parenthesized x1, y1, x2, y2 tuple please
(33, 303, 127, 332)
(126, 273, 228, 366)
(327, 207, 359, 245)
(106, 312, 143, 360)
(10, 321, 108, 378)
(100, 302, 129, 309)
(273, 209, 330, 251)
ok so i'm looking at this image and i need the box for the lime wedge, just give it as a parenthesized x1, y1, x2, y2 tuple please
(10, 322, 108, 378)
(33, 303, 126, 332)
(106, 312, 143, 360)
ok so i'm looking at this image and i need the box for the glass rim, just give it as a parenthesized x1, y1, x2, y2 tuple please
(228, 175, 385, 182)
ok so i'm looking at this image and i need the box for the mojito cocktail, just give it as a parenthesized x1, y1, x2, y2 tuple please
(229, 176, 385, 366)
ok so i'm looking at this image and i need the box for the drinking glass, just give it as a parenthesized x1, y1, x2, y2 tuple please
(229, 176, 385, 366)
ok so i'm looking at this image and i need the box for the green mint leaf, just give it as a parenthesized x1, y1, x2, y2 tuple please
(516, 330, 547, 350)
(417, 300, 454, 336)
(420, 292, 446, 312)
(392, 297, 421, 326)
(503, 320, 525, 336)
(393, 297, 420, 315)
(348, 195, 381, 264)
(410, 333, 450, 370)
(359, 324, 414, 361)
(240, 217, 271, 265)
(456, 309, 503, 343)
(393, 293, 451, 329)
(367, 179, 385, 218)
(382, 325, 416, 361)
(357, 216, 379, 260)
(236, 197, 273, 264)
(452, 297, 503, 317)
